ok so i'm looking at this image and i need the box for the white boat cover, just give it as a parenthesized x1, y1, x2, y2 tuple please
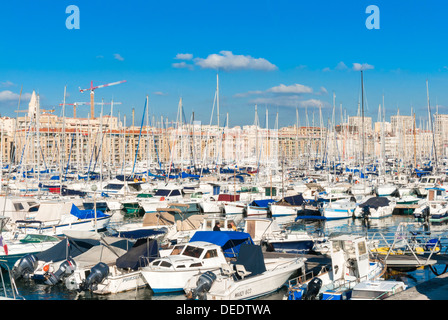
(34, 202, 73, 222)
(74, 244, 128, 268)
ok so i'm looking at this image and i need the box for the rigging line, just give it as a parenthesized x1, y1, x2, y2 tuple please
(131, 98, 147, 177)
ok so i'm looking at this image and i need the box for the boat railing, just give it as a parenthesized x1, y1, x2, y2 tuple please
(0, 259, 22, 300)
(365, 227, 448, 268)
(287, 264, 331, 288)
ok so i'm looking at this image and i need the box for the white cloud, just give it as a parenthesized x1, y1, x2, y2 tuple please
(335, 61, 348, 70)
(172, 62, 194, 70)
(233, 90, 264, 98)
(175, 53, 193, 60)
(235, 83, 315, 98)
(353, 63, 374, 71)
(114, 53, 125, 61)
(267, 84, 313, 94)
(299, 99, 325, 108)
(0, 90, 32, 102)
(0, 81, 15, 87)
(322, 67, 331, 72)
(249, 95, 327, 109)
(316, 86, 328, 95)
(153, 91, 167, 96)
(194, 51, 277, 71)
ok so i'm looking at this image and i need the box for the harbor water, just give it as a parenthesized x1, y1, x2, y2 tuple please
(7, 212, 447, 301)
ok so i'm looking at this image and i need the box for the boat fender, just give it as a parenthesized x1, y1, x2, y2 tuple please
(12, 254, 38, 280)
(44, 258, 77, 285)
(188, 271, 217, 300)
(302, 277, 322, 300)
(80, 262, 109, 291)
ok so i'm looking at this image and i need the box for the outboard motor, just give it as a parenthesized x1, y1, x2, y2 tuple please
(362, 205, 370, 220)
(12, 254, 38, 280)
(44, 258, 77, 285)
(302, 277, 322, 300)
(80, 262, 109, 291)
(188, 271, 217, 300)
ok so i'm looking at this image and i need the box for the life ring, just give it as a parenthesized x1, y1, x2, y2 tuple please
(134, 178, 138, 183)
(160, 197, 165, 201)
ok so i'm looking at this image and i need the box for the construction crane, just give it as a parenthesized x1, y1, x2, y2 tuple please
(59, 102, 122, 118)
(79, 80, 126, 119)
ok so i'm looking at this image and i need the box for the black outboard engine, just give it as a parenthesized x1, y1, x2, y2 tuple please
(80, 262, 109, 291)
(302, 277, 322, 300)
(12, 254, 38, 280)
(362, 205, 370, 220)
(44, 258, 77, 285)
(188, 271, 217, 300)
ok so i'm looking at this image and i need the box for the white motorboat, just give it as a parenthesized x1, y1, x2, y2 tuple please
(0, 232, 60, 270)
(353, 196, 396, 219)
(14, 201, 111, 236)
(414, 187, 448, 223)
(320, 198, 357, 220)
(140, 231, 253, 293)
(286, 234, 386, 300)
(415, 175, 444, 197)
(268, 194, 306, 219)
(184, 243, 305, 300)
(11, 231, 132, 284)
(65, 237, 159, 295)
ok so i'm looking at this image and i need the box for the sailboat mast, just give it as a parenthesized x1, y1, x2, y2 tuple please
(361, 70, 365, 171)
(426, 79, 438, 171)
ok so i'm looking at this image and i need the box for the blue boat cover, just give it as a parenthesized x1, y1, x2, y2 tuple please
(36, 238, 100, 262)
(249, 199, 276, 207)
(283, 194, 305, 206)
(189, 231, 254, 258)
(232, 244, 266, 277)
(70, 204, 109, 219)
(358, 196, 390, 209)
(116, 238, 159, 270)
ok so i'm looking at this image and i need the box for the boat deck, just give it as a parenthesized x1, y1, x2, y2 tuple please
(377, 253, 448, 269)
(263, 251, 331, 273)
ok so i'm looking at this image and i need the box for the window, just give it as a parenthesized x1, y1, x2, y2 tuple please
(159, 261, 172, 268)
(204, 249, 218, 259)
(13, 203, 24, 211)
(183, 246, 204, 258)
(170, 245, 185, 256)
(104, 184, 123, 190)
(358, 241, 367, 256)
(190, 262, 202, 267)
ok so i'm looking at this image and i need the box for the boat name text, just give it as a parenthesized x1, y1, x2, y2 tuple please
(176, 304, 271, 317)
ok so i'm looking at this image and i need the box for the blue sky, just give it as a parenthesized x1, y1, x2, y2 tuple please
(1, 1, 448, 128)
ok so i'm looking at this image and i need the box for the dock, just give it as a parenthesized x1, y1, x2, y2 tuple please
(386, 271, 448, 300)
(376, 253, 448, 269)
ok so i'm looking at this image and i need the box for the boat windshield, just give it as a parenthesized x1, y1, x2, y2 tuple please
(182, 245, 204, 258)
(170, 245, 185, 255)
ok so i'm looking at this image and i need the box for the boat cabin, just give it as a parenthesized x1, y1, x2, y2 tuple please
(151, 241, 228, 270)
(426, 187, 447, 202)
(330, 234, 370, 281)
